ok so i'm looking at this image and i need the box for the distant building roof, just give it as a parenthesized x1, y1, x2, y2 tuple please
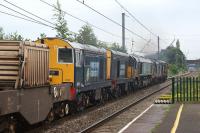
(186, 59, 200, 64)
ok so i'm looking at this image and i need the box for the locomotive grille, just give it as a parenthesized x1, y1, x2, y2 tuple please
(0, 41, 20, 89)
(0, 41, 49, 89)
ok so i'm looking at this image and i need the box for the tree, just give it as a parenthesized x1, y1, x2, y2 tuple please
(53, 0, 72, 40)
(0, 27, 4, 40)
(97, 41, 109, 49)
(76, 24, 97, 45)
(176, 39, 180, 49)
(97, 41, 127, 53)
(0, 27, 25, 41)
(146, 39, 186, 75)
(4, 31, 23, 41)
(159, 40, 186, 75)
(40, 33, 47, 39)
(110, 42, 127, 53)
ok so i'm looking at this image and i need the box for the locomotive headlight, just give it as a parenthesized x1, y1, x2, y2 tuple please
(53, 87, 59, 98)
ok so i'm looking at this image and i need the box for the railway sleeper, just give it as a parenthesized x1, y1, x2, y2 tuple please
(0, 77, 166, 132)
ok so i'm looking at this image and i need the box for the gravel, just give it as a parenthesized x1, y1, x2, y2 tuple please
(28, 80, 171, 133)
(28, 71, 197, 133)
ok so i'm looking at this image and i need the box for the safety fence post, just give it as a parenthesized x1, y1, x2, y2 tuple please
(177, 77, 179, 102)
(183, 77, 185, 102)
(197, 77, 199, 101)
(190, 77, 192, 101)
(180, 77, 182, 101)
(187, 77, 189, 101)
(193, 77, 195, 101)
(172, 77, 175, 103)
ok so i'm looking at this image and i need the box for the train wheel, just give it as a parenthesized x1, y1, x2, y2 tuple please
(59, 104, 65, 118)
(4, 117, 16, 133)
(47, 109, 54, 122)
(8, 123, 15, 133)
(65, 103, 69, 115)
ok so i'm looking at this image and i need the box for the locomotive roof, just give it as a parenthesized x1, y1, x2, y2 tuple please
(158, 60, 167, 64)
(111, 50, 129, 57)
(137, 56, 152, 63)
(130, 54, 140, 62)
(152, 59, 167, 64)
(68, 41, 106, 53)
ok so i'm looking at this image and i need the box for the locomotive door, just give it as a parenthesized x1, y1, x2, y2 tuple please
(49, 47, 74, 84)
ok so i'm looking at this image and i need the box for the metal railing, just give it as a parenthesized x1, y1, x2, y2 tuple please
(172, 77, 200, 103)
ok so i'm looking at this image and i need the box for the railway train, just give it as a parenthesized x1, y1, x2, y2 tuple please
(0, 38, 167, 132)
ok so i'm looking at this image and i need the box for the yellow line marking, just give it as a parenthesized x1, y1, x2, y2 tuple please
(171, 104, 184, 133)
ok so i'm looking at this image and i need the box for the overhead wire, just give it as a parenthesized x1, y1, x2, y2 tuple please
(114, 0, 158, 37)
(0, 0, 77, 34)
(0, 3, 56, 28)
(0, 1, 126, 46)
(40, 0, 126, 40)
(0, 10, 46, 25)
(114, 0, 172, 49)
(1, 0, 127, 41)
(140, 39, 151, 52)
(75, 0, 149, 42)
(3, 0, 55, 26)
(1, 0, 161, 55)
(0, 10, 151, 55)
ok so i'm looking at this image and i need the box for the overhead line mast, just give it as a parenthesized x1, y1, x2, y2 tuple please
(122, 13, 125, 51)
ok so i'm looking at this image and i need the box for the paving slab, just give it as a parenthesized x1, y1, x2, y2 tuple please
(154, 104, 180, 133)
(120, 104, 200, 133)
(121, 104, 171, 133)
(176, 104, 200, 133)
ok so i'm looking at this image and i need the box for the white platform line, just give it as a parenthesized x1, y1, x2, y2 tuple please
(118, 104, 154, 133)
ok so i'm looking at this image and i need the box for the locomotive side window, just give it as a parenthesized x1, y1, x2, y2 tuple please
(75, 51, 81, 66)
(120, 64, 125, 76)
(58, 48, 73, 63)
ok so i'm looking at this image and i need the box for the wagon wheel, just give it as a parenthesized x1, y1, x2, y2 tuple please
(4, 118, 16, 133)
(47, 109, 55, 122)
(65, 103, 70, 115)
(8, 122, 16, 133)
(58, 103, 65, 118)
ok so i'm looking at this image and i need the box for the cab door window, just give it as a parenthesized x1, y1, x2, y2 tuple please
(58, 48, 73, 63)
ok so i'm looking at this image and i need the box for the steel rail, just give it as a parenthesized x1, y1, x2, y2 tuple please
(80, 72, 192, 133)
(80, 82, 171, 133)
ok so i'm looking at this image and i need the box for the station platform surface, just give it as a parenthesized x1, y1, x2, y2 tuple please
(119, 104, 200, 133)
(119, 104, 170, 133)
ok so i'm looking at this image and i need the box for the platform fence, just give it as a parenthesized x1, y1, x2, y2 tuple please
(172, 77, 200, 103)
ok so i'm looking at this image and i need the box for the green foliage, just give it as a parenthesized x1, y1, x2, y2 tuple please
(4, 32, 23, 41)
(76, 24, 97, 46)
(176, 39, 180, 49)
(0, 27, 4, 40)
(109, 42, 127, 53)
(160, 39, 187, 75)
(97, 41, 127, 53)
(40, 33, 47, 39)
(0, 27, 23, 41)
(97, 41, 109, 49)
(76, 23, 126, 53)
(53, 0, 72, 40)
(168, 64, 179, 76)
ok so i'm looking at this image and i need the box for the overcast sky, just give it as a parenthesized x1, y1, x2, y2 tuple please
(0, 0, 200, 59)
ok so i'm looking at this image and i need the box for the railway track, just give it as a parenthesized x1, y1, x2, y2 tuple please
(80, 72, 195, 133)
(28, 72, 196, 133)
(80, 82, 171, 132)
